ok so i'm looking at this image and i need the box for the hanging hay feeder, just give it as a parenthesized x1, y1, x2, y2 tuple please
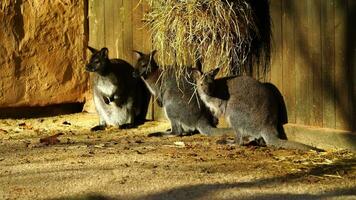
(144, 0, 271, 77)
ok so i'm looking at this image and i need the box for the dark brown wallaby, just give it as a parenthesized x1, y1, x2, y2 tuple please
(133, 50, 233, 136)
(192, 67, 322, 151)
(86, 47, 150, 131)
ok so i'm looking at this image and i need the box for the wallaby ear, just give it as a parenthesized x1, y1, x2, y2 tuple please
(151, 50, 157, 57)
(88, 46, 98, 54)
(133, 50, 144, 60)
(209, 67, 220, 78)
(100, 48, 109, 58)
(195, 59, 202, 72)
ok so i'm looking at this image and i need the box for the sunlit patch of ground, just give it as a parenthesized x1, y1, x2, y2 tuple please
(0, 113, 355, 200)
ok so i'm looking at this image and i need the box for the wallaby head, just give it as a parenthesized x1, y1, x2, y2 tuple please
(193, 67, 220, 96)
(86, 46, 109, 74)
(133, 50, 158, 78)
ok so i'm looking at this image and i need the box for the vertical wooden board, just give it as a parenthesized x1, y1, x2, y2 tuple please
(131, 1, 152, 55)
(282, 0, 296, 124)
(270, 0, 283, 90)
(309, 0, 323, 127)
(132, 0, 144, 52)
(295, 0, 312, 125)
(104, 0, 115, 54)
(123, 1, 133, 64)
(88, 0, 105, 49)
(142, 2, 152, 52)
(334, 0, 350, 130)
(321, 0, 336, 129)
(349, 0, 356, 131)
(88, 0, 96, 47)
(115, 0, 124, 59)
(111, 0, 123, 59)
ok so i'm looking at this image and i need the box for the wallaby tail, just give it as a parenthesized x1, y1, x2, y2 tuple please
(266, 136, 324, 152)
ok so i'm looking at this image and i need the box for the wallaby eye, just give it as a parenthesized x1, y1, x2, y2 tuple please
(139, 62, 146, 68)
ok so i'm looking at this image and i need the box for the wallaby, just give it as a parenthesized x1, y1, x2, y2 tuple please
(192, 67, 322, 151)
(133, 50, 233, 136)
(86, 47, 150, 131)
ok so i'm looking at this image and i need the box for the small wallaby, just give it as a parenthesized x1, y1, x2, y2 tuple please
(86, 47, 150, 131)
(133, 50, 232, 136)
(192, 67, 322, 151)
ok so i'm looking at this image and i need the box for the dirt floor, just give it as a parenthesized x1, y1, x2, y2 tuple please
(0, 113, 355, 200)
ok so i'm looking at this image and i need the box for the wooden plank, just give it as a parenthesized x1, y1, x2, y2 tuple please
(309, 0, 323, 127)
(295, 0, 312, 126)
(123, 0, 133, 64)
(132, 0, 144, 52)
(284, 124, 356, 150)
(349, 0, 356, 131)
(104, 0, 115, 54)
(115, 0, 124, 59)
(142, 1, 152, 52)
(88, 0, 105, 49)
(111, 0, 123, 59)
(270, 0, 283, 90)
(281, 0, 296, 124)
(88, 0, 97, 47)
(321, 0, 336, 129)
(334, 0, 350, 130)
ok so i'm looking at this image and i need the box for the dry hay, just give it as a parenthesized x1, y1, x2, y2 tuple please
(144, 0, 271, 77)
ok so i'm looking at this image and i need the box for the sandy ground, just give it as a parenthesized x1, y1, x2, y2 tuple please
(0, 113, 355, 200)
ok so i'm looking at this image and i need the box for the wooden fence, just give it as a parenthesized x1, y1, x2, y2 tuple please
(88, 0, 355, 132)
(88, 0, 151, 65)
(270, 0, 355, 132)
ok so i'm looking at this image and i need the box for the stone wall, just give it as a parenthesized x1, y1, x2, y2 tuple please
(0, 0, 88, 107)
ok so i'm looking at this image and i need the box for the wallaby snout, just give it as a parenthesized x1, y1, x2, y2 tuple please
(85, 63, 98, 72)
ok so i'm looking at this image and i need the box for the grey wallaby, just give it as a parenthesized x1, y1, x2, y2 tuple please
(86, 46, 150, 131)
(192, 67, 322, 151)
(133, 50, 233, 136)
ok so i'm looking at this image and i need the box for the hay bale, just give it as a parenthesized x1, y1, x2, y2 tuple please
(144, 0, 271, 77)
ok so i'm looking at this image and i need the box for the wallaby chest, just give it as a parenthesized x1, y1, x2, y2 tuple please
(94, 73, 119, 97)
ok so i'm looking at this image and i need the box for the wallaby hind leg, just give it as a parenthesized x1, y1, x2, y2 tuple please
(234, 129, 243, 145)
(196, 119, 234, 136)
(147, 120, 183, 137)
(170, 120, 185, 136)
(198, 126, 234, 136)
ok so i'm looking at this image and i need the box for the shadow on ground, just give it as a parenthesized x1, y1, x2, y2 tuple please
(51, 157, 356, 200)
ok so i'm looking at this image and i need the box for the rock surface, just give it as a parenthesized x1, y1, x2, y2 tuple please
(0, 0, 88, 107)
